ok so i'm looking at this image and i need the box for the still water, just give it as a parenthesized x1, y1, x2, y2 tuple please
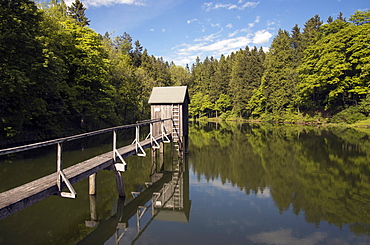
(0, 123, 370, 244)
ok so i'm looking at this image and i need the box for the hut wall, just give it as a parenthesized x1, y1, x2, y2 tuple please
(151, 104, 173, 136)
(182, 98, 189, 137)
(151, 100, 188, 138)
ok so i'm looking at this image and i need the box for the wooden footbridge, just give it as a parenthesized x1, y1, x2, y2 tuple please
(0, 118, 184, 220)
(0, 86, 190, 221)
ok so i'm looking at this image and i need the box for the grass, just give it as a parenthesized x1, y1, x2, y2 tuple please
(351, 118, 370, 127)
(349, 118, 370, 134)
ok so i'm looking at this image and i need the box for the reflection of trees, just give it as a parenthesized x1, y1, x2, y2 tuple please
(189, 123, 370, 235)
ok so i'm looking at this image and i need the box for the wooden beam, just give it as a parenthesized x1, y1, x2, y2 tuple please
(0, 118, 172, 156)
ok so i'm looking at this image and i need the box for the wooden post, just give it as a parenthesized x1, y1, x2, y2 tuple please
(56, 143, 62, 191)
(89, 173, 96, 195)
(159, 142, 164, 171)
(151, 148, 157, 175)
(184, 135, 189, 154)
(89, 195, 97, 221)
(112, 130, 125, 197)
(114, 166, 125, 197)
(113, 130, 117, 163)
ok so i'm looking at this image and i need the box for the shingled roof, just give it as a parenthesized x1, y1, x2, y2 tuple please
(148, 86, 189, 104)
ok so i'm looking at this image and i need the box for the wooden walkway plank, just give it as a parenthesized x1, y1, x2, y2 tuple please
(0, 134, 171, 220)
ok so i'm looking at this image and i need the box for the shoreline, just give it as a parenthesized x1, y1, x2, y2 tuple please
(193, 117, 370, 129)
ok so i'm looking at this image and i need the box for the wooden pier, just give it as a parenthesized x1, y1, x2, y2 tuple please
(0, 119, 173, 220)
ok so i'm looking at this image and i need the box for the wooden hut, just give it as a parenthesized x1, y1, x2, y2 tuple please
(148, 86, 189, 149)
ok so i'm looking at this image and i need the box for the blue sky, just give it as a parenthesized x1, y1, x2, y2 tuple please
(65, 0, 368, 66)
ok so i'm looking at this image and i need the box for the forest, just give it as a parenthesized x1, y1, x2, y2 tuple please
(0, 0, 369, 144)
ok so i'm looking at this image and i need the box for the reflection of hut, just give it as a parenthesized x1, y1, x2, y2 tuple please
(152, 160, 191, 223)
(148, 86, 189, 148)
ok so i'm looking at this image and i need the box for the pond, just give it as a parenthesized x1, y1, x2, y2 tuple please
(0, 122, 370, 244)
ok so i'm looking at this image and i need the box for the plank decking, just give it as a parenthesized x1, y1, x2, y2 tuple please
(0, 134, 171, 220)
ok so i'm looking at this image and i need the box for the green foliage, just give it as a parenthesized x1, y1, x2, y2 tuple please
(0, 0, 180, 143)
(261, 29, 297, 113)
(169, 65, 192, 86)
(215, 94, 232, 114)
(328, 106, 367, 124)
(0, 0, 44, 136)
(189, 92, 213, 118)
(358, 96, 370, 117)
(191, 47, 265, 118)
(349, 10, 370, 25)
(297, 16, 370, 113)
(220, 110, 237, 121)
(229, 47, 265, 116)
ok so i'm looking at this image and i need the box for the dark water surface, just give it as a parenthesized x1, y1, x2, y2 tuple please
(0, 123, 370, 244)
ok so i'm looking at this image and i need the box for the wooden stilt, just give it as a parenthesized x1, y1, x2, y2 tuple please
(159, 142, 164, 155)
(114, 166, 125, 197)
(89, 195, 97, 221)
(184, 135, 189, 154)
(159, 142, 164, 171)
(89, 173, 97, 195)
(151, 148, 157, 175)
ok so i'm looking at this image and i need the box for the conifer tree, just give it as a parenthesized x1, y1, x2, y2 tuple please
(131, 40, 143, 67)
(301, 15, 322, 51)
(213, 54, 231, 96)
(261, 29, 295, 114)
(230, 48, 250, 116)
(67, 0, 90, 26)
(349, 10, 370, 25)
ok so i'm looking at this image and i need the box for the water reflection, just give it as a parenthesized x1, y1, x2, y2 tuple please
(190, 122, 370, 238)
(1, 122, 370, 244)
(78, 148, 190, 244)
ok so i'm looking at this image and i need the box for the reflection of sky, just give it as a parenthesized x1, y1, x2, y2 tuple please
(187, 166, 370, 245)
(115, 167, 370, 245)
(248, 229, 328, 245)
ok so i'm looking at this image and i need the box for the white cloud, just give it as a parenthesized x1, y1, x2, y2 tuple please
(248, 15, 261, 28)
(174, 34, 252, 61)
(226, 23, 233, 28)
(228, 28, 249, 37)
(187, 18, 199, 24)
(171, 55, 199, 67)
(228, 4, 239, 10)
(170, 26, 273, 66)
(241, 1, 259, 9)
(194, 31, 222, 42)
(256, 188, 271, 199)
(66, 0, 147, 7)
(252, 30, 273, 44)
(267, 20, 276, 26)
(202, 1, 259, 11)
(228, 30, 239, 37)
